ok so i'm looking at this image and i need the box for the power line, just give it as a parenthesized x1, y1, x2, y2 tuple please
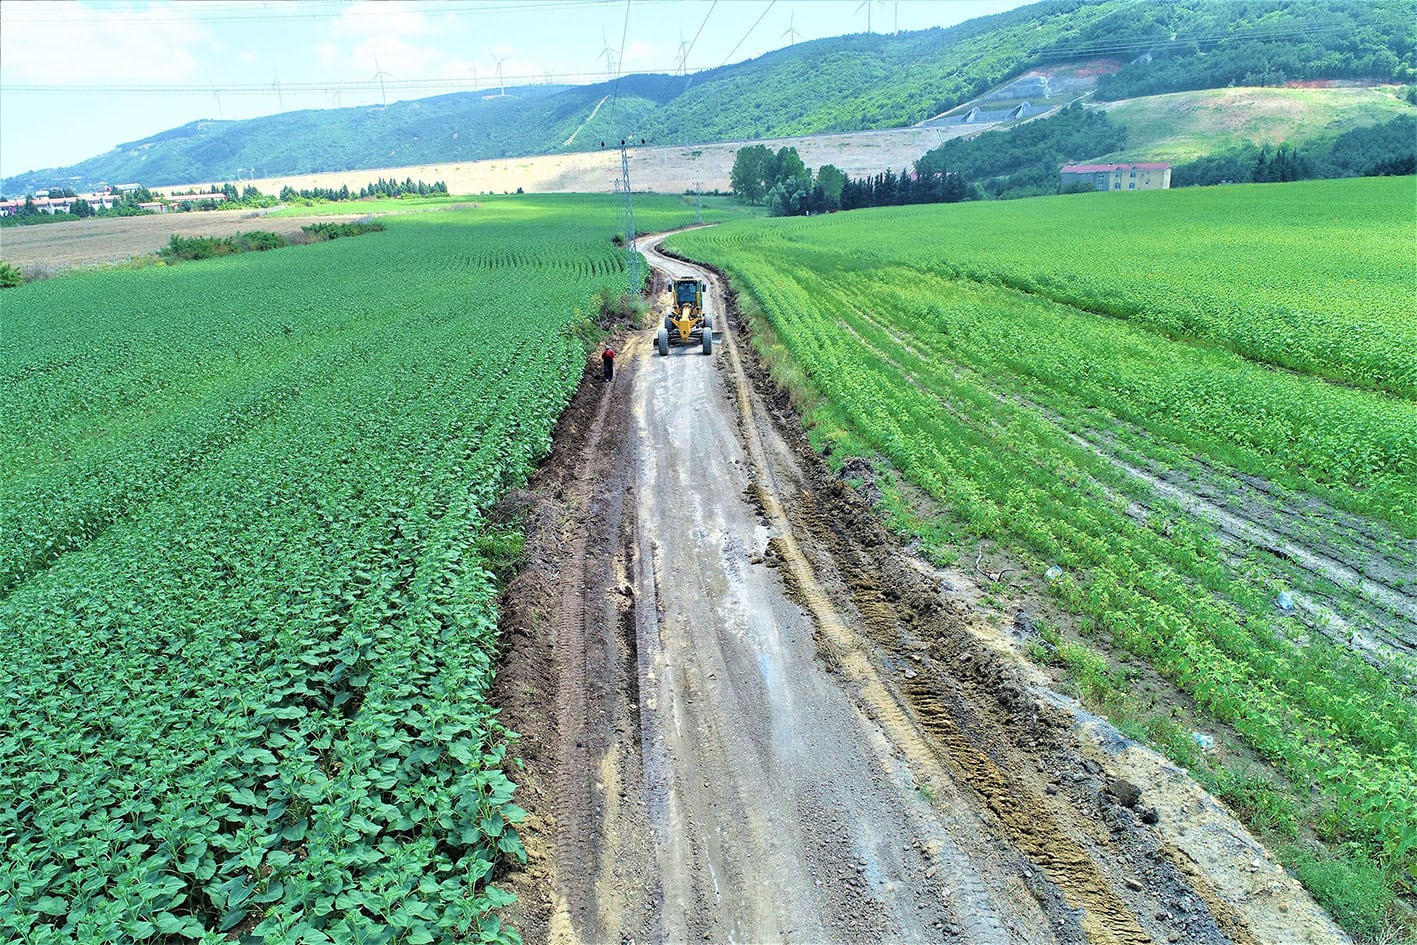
(2, 65, 690, 97)
(681, 0, 718, 70)
(606, 0, 634, 122)
(0, 0, 618, 25)
(720, 1, 776, 68)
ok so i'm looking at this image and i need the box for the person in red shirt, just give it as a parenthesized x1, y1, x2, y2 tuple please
(601, 344, 616, 381)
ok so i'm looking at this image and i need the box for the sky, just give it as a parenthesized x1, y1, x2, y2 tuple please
(0, 0, 1031, 179)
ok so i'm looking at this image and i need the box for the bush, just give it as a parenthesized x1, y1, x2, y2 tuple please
(159, 231, 290, 262)
(299, 221, 385, 242)
(595, 287, 645, 326)
(0, 260, 24, 288)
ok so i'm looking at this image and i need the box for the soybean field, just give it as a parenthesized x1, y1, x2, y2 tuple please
(0, 195, 707, 944)
(666, 176, 1417, 936)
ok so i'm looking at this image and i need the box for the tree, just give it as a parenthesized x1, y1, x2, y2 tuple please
(730, 144, 773, 203)
(766, 176, 808, 217)
(815, 164, 846, 208)
(69, 198, 94, 218)
(771, 147, 807, 191)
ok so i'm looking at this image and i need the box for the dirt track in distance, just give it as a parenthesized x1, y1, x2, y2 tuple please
(494, 233, 1350, 944)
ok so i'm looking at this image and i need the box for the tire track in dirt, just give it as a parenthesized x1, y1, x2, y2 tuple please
(647, 233, 1350, 945)
(547, 332, 646, 942)
(496, 333, 659, 945)
(656, 235, 1157, 944)
(499, 234, 1351, 945)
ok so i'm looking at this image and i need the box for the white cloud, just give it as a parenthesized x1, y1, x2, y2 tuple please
(331, 1, 431, 40)
(352, 35, 438, 78)
(620, 40, 661, 71)
(315, 41, 341, 69)
(0, 1, 209, 84)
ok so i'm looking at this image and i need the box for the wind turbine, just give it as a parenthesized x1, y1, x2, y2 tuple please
(211, 84, 224, 119)
(855, 0, 881, 34)
(373, 58, 392, 108)
(600, 29, 618, 79)
(781, 12, 801, 46)
(490, 49, 510, 97)
(676, 29, 691, 74)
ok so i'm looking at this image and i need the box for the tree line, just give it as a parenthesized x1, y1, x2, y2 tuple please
(729, 103, 1416, 214)
(277, 177, 448, 204)
(1172, 115, 1416, 186)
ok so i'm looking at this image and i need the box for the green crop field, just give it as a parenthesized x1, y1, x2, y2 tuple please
(667, 177, 1417, 936)
(0, 194, 712, 944)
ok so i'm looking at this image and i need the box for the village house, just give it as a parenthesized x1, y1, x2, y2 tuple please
(1060, 162, 1172, 192)
(0, 191, 122, 216)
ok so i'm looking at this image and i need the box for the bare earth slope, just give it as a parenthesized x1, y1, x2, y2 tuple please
(160, 126, 976, 204)
(495, 233, 1348, 944)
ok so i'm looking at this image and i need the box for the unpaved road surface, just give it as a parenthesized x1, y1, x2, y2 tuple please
(496, 233, 1348, 944)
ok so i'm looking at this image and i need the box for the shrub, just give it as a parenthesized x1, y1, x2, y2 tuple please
(299, 221, 385, 242)
(0, 259, 23, 288)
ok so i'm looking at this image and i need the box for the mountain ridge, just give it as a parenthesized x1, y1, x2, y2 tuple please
(3, 0, 1412, 194)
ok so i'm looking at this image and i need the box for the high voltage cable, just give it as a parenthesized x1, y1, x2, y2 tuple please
(2, 8, 1373, 98)
(720, 0, 775, 68)
(1, 66, 688, 96)
(0, 0, 626, 25)
(606, 0, 633, 124)
(681, 0, 718, 69)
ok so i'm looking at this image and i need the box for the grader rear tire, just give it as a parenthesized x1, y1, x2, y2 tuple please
(657, 326, 670, 356)
(702, 327, 713, 355)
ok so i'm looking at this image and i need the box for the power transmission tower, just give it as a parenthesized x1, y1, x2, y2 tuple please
(606, 138, 643, 292)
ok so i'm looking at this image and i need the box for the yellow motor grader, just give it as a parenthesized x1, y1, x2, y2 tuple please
(656, 277, 714, 356)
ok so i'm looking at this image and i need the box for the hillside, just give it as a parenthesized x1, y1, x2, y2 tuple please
(1096, 85, 1417, 162)
(3, 0, 1413, 194)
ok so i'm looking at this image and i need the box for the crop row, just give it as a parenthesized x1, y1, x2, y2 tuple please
(727, 177, 1417, 398)
(667, 179, 1417, 884)
(0, 196, 708, 943)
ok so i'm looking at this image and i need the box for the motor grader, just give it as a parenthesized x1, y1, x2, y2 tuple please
(657, 277, 714, 356)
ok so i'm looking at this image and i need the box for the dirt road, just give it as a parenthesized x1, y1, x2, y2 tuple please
(496, 234, 1349, 944)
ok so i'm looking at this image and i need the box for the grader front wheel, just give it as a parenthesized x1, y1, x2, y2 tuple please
(657, 326, 670, 356)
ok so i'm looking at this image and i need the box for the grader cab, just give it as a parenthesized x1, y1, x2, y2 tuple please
(657, 277, 714, 356)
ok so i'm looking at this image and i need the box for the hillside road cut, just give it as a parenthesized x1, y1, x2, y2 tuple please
(494, 232, 1349, 945)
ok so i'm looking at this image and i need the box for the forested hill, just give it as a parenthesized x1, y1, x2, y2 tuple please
(4, 0, 1413, 193)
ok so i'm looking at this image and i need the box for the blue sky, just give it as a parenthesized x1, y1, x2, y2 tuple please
(0, 0, 1029, 179)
